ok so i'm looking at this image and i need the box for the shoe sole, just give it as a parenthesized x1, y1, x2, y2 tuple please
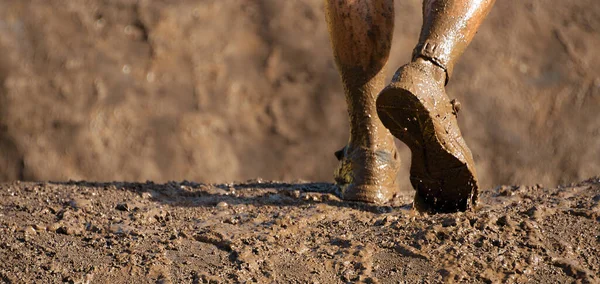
(340, 184, 396, 204)
(376, 72, 477, 212)
(335, 147, 400, 204)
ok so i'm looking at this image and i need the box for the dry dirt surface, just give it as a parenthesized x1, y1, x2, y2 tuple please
(1, 178, 599, 283)
(1, 1, 600, 283)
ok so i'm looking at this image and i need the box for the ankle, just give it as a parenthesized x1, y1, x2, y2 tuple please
(410, 57, 447, 85)
(348, 121, 396, 151)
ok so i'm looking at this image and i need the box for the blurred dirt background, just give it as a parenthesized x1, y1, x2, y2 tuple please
(0, 0, 599, 190)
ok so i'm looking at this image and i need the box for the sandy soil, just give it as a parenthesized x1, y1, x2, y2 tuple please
(1, 178, 599, 283)
(1, 1, 599, 283)
(1, 0, 599, 190)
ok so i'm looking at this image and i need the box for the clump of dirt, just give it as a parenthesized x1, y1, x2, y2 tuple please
(1, 178, 598, 282)
(0, 0, 599, 191)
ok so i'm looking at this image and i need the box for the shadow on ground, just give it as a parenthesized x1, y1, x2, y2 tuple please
(50, 180, 413, 213)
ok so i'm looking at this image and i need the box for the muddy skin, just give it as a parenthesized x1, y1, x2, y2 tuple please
(415, 0, 497, 82)
(376, 0, 496, 213)
(325, 0, 400, 204)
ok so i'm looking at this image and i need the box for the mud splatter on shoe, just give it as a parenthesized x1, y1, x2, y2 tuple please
(334, 145, 400, 204)
(376, 58, 478, 213)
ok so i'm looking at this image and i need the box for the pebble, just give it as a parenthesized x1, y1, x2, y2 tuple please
(441, 217, 458, 227)
(69, 198, 92, 210)
(56, 224, 83, 236)
(33, 224, 46, 231)
(115, 203, 130, 211)
(286, 190, 302, 199)
(108, 224, 128, 235)
(22, 226, 36, 235)
(374, 216, 398, 227)
(47, 222, 62, 232)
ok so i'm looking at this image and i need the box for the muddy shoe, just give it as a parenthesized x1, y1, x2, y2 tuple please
(376, 58, 478, 213)
(334, 145, 400, 204)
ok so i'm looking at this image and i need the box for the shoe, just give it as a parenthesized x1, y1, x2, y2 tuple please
(334, 145, 400, 204)
(376, 59, 478, 213)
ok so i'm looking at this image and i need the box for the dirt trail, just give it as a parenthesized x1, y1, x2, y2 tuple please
(1, 1, 599, 282)
(1, 178, 599, 283)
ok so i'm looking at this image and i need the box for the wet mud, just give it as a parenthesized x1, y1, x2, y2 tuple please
(1, 178, 599, 283)
(377, 58, 479, 213)
(326, 0, 400, 204)
(415, 0, 496, 81)
(327, 0, 493, 210)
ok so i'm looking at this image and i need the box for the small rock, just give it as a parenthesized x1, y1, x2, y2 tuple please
(496, 215, 514, 227)
(108, 224, 128, 235)
(48, 206, 61, 214)
(294, 244, 309, 254)
(216, 201, 229, 209)
(441, 217, 458, 227)
(310, 195, 321, 202)
(156, 276, 172, 284)
(322, 193, 341, 202)
(115, 203, 129, 211)
(33, 224, 47, 232)
(374, 216, 398, 226)
(85, 222, 103, 233)
(141, 208, 167, 223)
(281, 190, 302, 199)
(130, 228, 144, 237)
(56, 224, 83, 236)
(496, 185, 516, 196)
(395, 243, 429, 260)
(56, 226, 69, 235)
(179, 230, 190, 239)
(58, 209, 75, 221)
(69, 198, 92, 210)
(524, 206, 556, 220)
(22, 226, 36, 235)
(524, 206, 542, 220)
(47, 222, 62, 232)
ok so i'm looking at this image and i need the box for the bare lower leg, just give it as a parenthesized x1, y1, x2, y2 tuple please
(325, 0, 400, 203)
(414, 0, 496, 81)
(376, 0, 496, 212)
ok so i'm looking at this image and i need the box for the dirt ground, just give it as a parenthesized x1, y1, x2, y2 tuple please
(0, 0, 599, 189)
(0, 178, 599, 283)
(1, 1, 600, 283)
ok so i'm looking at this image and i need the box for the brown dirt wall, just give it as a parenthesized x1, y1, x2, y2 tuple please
(0, 0, 599, 190)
